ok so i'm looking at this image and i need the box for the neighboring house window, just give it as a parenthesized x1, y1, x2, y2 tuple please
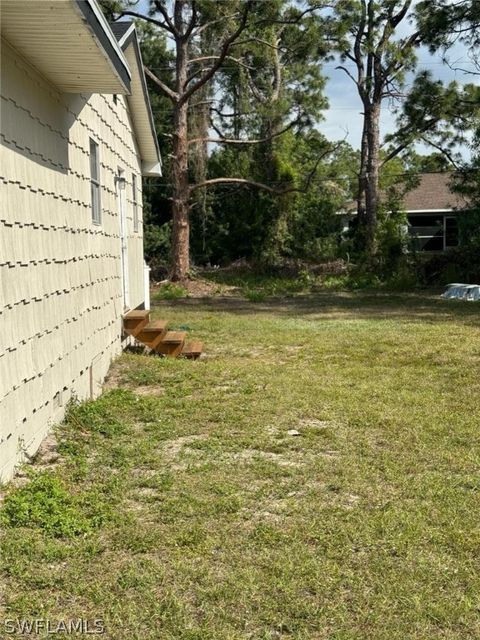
(408, 213, 459, 251)
(89, 138, 101, 224)
(132, 174, 139, 232)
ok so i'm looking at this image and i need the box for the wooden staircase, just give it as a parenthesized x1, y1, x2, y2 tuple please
(123, 310, 203, 359)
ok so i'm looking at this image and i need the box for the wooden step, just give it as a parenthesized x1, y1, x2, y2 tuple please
(160, 331, 186, 344)
(181, 340, 203, 360)
(123, 309, 150, 337)
(136, 320, 168, 349)
(124, 310, 150, 319)
(155, 331, 187, 358)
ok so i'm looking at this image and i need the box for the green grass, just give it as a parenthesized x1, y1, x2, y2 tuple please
(1, 291, 480, 639)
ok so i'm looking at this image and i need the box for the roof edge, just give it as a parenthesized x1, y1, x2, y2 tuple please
(119, 25, 162, 175)
(76, 0, 131, 92)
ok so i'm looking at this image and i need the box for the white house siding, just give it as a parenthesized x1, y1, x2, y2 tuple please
(0, 39, 145, 481)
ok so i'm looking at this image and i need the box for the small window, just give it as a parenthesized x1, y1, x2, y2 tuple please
(113, 94, 118, 105)
(132, 174, 139, 233)
(89, 138, 101, 224)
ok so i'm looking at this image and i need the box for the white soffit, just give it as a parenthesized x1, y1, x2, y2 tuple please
(0, 0, 131, 94)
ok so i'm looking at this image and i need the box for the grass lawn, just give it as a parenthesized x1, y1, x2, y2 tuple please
(1, 290, 480, 639)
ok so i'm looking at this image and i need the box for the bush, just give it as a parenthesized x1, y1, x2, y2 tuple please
(155, 283, 189, 300)
(420, 244, 480, 285)
(144, 222, 171, 280)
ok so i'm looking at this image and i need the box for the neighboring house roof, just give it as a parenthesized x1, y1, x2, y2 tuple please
(340, 171, 471, 216)
(0, 0, 161, 176)
(401, 172, 470, 212)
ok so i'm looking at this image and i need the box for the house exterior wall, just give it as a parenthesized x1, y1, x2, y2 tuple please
(0, 39, 145, 481)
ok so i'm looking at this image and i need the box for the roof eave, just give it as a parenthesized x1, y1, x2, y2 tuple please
(118, 26, 162, 176)
(75, 0, 131, 92)
(0, 0, 131, 94)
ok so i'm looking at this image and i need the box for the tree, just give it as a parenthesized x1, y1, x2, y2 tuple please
(416, 0, 480, 74)
(385, 74, 480, 168)
(334, 0, 424, 256)
(103, 0, 337, 280)
(207, 0, 332, 263)
(415, 1, 480, 226)
(102, 1, 258, 280)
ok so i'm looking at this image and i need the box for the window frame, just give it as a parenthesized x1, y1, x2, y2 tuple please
(89, 138, 101, 225)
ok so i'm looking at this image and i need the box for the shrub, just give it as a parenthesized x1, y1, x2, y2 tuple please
(155, 283, 189, 300)
(421, 244, 480, 285)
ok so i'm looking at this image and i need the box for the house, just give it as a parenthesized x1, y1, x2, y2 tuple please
(340, 172, 471, 252)
(402, 172, 471, 252)
(0, 0, 161, 480)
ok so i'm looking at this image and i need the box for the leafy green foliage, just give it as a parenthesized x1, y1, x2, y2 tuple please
(155, 283, 189, 300)
(416, 0, 480, 64)
(387, 74, 480, 164)
(1, 473, 107, 538)
(65, 390, 133, 438)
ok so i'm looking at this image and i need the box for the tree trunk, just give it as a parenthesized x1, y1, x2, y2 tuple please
(357, 118, 368, 226)
(171, 101, 190, 281)
(170, 6, 190, 281)
(364, 104, 380, 255)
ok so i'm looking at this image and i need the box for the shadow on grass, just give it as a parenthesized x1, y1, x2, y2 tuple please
(154, 290, 480, 327)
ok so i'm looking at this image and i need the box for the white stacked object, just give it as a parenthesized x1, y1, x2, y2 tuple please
(442, 283, 480, 301)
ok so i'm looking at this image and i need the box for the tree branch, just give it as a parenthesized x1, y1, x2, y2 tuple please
(190, 177, 292, 195)
(188, 120, 298, 146)
(144, 66, 179, 102)
(193, 12, 241, 37)
(336, 65, 359, 85)
(188, 55, 254, 71)
(418, 136, 460, 168)
(179, 0, 254, 105)
(184, 0, 197, 39)
(210, 107, 252, 118)
(119, 10, 172, 32)
(190, 141, 343, 196)
(153, 0, 178, 36)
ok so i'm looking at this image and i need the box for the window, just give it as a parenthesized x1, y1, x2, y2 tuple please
(113, 94, 118, 105)
(408, 213, 459, 252)
(132, 174, 139, 233)
(89, 138, 101, 224)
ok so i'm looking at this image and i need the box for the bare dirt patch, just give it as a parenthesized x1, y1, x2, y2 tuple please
(298, 418, 333, 430)
(223, 448, 304, 468)
(135, 385, 166, 396)
(153, 277, 237, 299)
(161, 434, 208, 463)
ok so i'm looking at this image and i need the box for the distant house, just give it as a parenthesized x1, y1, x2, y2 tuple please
(0, 1, 161, 480)
(401, 172, 471, 252)
(340, 172, 471, 252)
